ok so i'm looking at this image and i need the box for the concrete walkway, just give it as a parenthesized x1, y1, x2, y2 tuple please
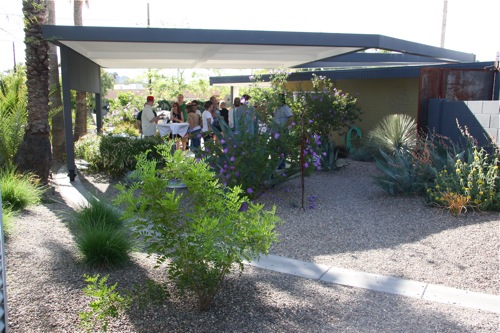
(53, 166, 500, 314)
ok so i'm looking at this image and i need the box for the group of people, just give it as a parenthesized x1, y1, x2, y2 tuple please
(136, 93, 293, 153)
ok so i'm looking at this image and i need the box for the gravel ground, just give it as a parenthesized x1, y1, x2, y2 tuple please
(5, 159, 499, 332)
(257, 160, 499, 296)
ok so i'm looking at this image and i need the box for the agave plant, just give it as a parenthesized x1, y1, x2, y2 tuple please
(373, 149, 427, 196)
(320, 140, 340, 171)
(368, 114, 417, 155)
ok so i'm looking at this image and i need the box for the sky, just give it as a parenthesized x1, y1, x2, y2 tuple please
(0, 0, 498, 76)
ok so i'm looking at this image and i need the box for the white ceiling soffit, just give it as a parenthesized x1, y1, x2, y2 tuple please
(60, 40, 363, 69)
(43, 26, 476, 70)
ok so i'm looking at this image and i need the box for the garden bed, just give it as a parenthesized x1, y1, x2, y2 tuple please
(4, 159, 498, 332)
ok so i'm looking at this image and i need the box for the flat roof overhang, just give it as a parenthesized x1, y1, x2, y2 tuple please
(42, 25, 476, 69)
(210, 61, 494, 86)
(40, 25, 479, 182)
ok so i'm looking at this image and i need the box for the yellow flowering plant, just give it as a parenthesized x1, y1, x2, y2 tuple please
(427, 145, 499, 214)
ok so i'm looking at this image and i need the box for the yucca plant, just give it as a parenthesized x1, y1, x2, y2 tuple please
(368, 114, 417, 155)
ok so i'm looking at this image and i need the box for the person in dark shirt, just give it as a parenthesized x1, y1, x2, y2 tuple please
(219, 101, 229, 129)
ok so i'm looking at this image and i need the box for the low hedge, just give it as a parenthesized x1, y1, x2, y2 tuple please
(75, 134, 166, 176)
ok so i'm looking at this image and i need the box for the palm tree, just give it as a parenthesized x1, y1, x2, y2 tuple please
(73, 0, 89, 141)
(14, 0, 52, 183)
(47, 0, 65, 161)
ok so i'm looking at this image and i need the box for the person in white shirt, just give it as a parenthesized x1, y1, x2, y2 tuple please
(141, 95, 161, 137)
(228, 97, 241, 129)
(201, 100, 213, 143)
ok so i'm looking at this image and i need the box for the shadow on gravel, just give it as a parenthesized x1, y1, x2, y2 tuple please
(76, 171, 122, 203)
(120, 266, 492, 332)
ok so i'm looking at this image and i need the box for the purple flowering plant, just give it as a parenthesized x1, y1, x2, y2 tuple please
(197, 117, 300, 199)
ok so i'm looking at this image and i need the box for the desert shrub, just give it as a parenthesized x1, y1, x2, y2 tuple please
(200, 120, 301, 198)
(427, 145, 499, 214)
(291, 74, 362, 141)
(368, 114, 417, 155)
(75, 134, 165, 175)
(0, 69, 27, 169)
(73, 198, 131, 268)
(372, 132, 463, 196)
(373, 122, 500, 212)
(115, 149, 280, 310)
(0, 168, 43, 211)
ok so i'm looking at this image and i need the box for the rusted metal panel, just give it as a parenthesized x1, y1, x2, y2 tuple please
(418, 68, 495, 130)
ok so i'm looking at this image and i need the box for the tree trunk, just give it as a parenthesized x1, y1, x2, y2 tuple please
(74, 91, 87, 141)
(73, 0, 86, 141)
(15, 0, 52, 184)
(48, 0, 65, 161)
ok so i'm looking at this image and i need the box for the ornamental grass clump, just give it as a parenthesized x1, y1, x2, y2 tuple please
(115, 148, 281, 310)
(73, 198, 131, 268)
(0, 168, 44, 211)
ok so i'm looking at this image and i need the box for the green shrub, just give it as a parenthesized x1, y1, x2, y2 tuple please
(290, 74, 362, 140)
(0, 69, 27, 169)
(373, 123, 500, 209)
(75, 134, 165, 176)
(200, 121, 300, 198)
(0, 168, 43, 211)
(427, 145, 499, 213)
(368, 114, 417, 155)
(73, 198, 131, 268)
(75, 134, 102, 171)
(80, 274, 130, 332)
(115, 149, 281, 310)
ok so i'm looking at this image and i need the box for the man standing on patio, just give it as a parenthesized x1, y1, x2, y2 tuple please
(141, 95, 159, 137)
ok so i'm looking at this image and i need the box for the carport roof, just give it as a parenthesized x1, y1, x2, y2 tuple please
(42, 25, 476, 69)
